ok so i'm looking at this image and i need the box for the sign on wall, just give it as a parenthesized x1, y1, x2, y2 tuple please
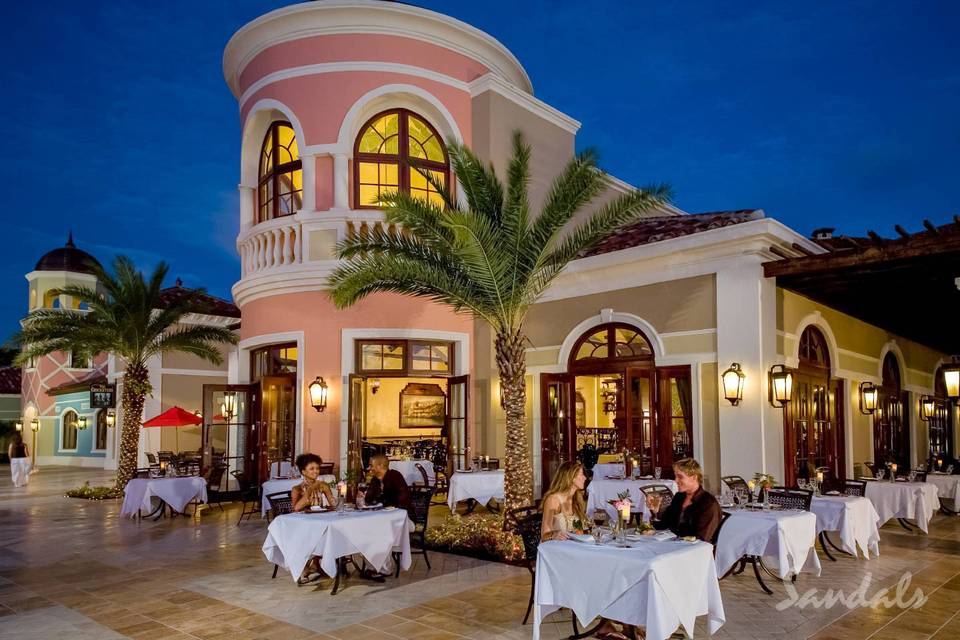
(90, 382, 116, 409)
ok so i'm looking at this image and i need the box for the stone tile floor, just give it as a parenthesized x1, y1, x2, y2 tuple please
(0, 466, 958, 639)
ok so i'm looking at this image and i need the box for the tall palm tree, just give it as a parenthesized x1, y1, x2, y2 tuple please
(329, 133, 670, 509)
(16, 257, 237, 490)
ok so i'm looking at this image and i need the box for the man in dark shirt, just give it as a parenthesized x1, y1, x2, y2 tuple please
(648, 458, 722, 542)
(364, 454, 412, 511)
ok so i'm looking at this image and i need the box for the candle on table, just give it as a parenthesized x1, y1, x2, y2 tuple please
(339, 484, 347, 497)
(891, 463, 898, 475)
(484, 455, 489, 463)
(620, 503, 631, 522)
(816, 471, 824, 483)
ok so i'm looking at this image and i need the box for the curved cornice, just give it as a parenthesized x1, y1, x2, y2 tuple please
(223, 0, 532, 98)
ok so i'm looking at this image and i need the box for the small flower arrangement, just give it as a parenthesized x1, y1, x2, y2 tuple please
(617, 489, 631, 501)
(571, 517, 586, 533)
(752, 473, 776, 490)
(612, 498, 632, 513)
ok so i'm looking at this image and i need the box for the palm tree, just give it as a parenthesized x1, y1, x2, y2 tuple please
(16, 257, 237, 490)
(329, 133, 670, 509)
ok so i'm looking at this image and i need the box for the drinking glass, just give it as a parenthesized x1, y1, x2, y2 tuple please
(647, 494, 663, 520)
(875, 469, 884, 480)
(592, 526, 605, 545)
(908, 470, 917, 483)
(947, 465, 955, 474)
(592, 509, 609, 529)
(654, 466, 662, 480)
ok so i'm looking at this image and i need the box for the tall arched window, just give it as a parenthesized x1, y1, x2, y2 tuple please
(354, 109, 449, 209)
(875, 352, 909, 469)
(257, 122, 302, 223)
(61, 410, 78, 450)
(95, 410, 108, 451)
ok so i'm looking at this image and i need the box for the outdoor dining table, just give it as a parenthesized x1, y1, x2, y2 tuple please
(862, 478, 939, 533)
(120, 476, 207, 519)
(447, 469, 504, 510)
(260, 474, 336, 516)
(262, 507, 412, 594)
(586, 477, 679, 522)
(533, 536, 725, 640)
(926, 472, 960, 514)
(809, 494, 881, 559)
(389, 459, 435, 487)
(716, 506, 820, 594)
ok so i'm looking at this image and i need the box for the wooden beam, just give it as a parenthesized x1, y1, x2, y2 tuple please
(769, 245, 792, 260)
(868, 231, 885, 246)
(895, 224, 910, 238)
(791, 242, 815, 256)
(923, 219, 939, 234)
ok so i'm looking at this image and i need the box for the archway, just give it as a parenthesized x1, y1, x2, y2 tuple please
(874, 352, 910, 469)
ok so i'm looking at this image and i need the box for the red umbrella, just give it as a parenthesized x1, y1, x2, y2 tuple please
(142, 406, 202, 452)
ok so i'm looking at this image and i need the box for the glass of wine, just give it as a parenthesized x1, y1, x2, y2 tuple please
(592, 508, 609, 529)
(654, 466, 662, 480)
(647, 493, 663, 520)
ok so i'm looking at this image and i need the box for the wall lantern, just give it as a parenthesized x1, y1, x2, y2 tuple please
(221, 392, 237, 421)
(14, 419, 22, 432)
(943, 362, 960, 399)
(30, 418, 40, 432)
(106, 411, 116, 428)
(721, 363, 745, 406)
(77, 416, 88, 431)
(309, 376, 329, 412)
(919, 395, 937, 422)
(768, 364, 793, 408)
(859, 381, 878, 415)
(370, 379, 381, 395)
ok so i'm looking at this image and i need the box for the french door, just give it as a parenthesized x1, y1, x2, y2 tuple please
(783, 375, 845, 485)
(347, 375, 366, 480)
(202, 384, 257, 484)
(447, 374, 470, 472)
(541, 374, 575, 490)
(625, 367, 656, 475)
(874, 388, 910, 469)
(258, 375, 296, 482)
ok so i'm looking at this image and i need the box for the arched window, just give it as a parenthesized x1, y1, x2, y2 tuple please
(257, 122, 302, 223)
(798, 326, 830, 371)
(354, 109, 449, 209)
(570, 323, 653, 368)
(882, 353, 901, 390)
(61, 410, 78, 450)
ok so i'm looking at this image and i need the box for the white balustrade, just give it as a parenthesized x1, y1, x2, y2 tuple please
(238, 219, 302, 275)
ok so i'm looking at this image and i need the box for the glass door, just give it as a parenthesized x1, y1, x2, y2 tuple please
(447, 375, 470, 472)
(347, 374, 366, 480)
(202, 384, 256, 486)
(625, 367, 656, 475)
(258, 376, 296, 482)
(541, 373, 574, 490)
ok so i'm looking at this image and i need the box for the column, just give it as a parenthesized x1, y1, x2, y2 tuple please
(333, 153, 349, 209)
(301, 154, 316, 212)
(238, 185, 255, 233)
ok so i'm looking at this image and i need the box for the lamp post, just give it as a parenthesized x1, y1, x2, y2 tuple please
(943, 362, 960, 400)
(919, 395, 936, 422)
(29, 417, 40, 471)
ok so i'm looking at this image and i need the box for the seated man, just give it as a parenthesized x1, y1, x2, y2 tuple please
(647, 457, 722, 542)
(364, 454, 411, 511)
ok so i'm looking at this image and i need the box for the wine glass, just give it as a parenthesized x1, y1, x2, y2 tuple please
(875, 469, 884, 481)
(654, 466, 662, 480)
(647, 493, 663, 520)
(592, 508, 609, 529)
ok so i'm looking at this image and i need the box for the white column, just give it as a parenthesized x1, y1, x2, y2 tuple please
(239, 185, 255, 233)
(301, 154, 316, 212)
(141, 353, 163, 464)
(333, 153, 349, 209)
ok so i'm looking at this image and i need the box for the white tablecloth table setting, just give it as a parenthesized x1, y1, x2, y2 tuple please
(121, 476, 208, 518)
(261, 474, 336, 516)
(262, 508, 412, 587)
(533, 536, 725, 640)
(716, 507, 821, 580)
(389, 459, 435, 487)
(591, 462, 625, 478)
(862, 478, 940, 533)
(447, 469, 504, 510)
(810, 494, 881, 558)
(926, 472, 960, 512)
(587, 478, 679, 522)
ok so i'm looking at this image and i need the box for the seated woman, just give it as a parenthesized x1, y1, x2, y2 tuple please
(540, 461, 588, 542)
(647, 457, 722, 542)
(291, 453, 336, 513)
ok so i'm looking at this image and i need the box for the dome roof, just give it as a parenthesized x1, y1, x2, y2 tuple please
(34, 233, 101, 275)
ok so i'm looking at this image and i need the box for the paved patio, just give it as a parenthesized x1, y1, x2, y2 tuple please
(0, 467, 958, 640)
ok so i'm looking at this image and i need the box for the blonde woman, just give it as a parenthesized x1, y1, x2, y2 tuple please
(540, 461, 588, 542)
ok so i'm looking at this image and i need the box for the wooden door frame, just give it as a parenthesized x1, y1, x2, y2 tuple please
(540, 373, 576, 490)
(201, 383, 258, 480)
(446, 374, 470, 473)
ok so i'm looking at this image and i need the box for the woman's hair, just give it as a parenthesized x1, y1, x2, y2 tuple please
(673, 457, 703, 484)
(12, 433, 22, 445)
(543, 461, 587, 521)
(295, 453, 323, 472)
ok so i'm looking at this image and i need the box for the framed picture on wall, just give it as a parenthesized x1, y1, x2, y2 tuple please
(399, 382, 446, 429)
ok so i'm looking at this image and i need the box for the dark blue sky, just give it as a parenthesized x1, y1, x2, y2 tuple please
(1, 1, 958, 340)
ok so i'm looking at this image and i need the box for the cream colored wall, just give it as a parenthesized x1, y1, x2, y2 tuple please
(162, 341, 233, 371)
(700, 362, 720, 493)
(363, 377, 447, 439)
(158, 374, 226, 452)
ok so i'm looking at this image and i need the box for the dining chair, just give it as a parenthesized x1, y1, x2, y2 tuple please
(766, 487, 813, 511)
(487, 458, 500, 470)
(512, 511, 544, 625)
(318, 462, 335, 477)
(204, 465, 228, 512)
(393, 485, 435, 577)
(265, 491, 294, 579)
(231, 470, 260, 526)
(721, 475, 752, 501)
(504, 504, 540, 532)
(414, 463, 431, 487)
(710, 511, 731, 555)
(912, 470, 928, 482)
(842, 479, 867, 497)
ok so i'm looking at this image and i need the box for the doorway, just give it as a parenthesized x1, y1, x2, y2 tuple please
(874, 352, 910, 468)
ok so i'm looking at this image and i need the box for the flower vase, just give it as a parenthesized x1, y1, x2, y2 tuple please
(617, 517, 627, 544)
(762, 489, 770, 510)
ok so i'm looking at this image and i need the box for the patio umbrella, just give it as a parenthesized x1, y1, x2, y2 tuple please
(142, 406, 203, 453)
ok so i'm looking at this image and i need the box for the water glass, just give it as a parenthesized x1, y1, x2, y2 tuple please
(592, 526, 605, 545)
(908, 470, 917, 483)
(948, 465, 955, 474)
(875, 469, 884, 481)
(654, 466, 662, 480)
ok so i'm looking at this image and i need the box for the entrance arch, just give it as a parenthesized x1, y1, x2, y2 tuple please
(874, 352, 910, 468)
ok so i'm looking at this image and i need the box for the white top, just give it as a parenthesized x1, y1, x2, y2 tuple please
(389, 459, 435, 487)
(262, 509, 412, 581)
(586, 478, 679, 521)
(863, 479, 939, 533)
(533, 538, 725, 640)
(121, 477, 207, 517)
(261, 475, 336, 516)
(447, 470, 504, 510)
(716, 508, 821, 579)
(926, 472, 960, 501)
(810, 495, 881, 558)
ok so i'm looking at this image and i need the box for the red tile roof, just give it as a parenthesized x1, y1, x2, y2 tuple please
(158, 285, 240, 318)
(581, 209, 765, 258)
(0, 366, 20, 395)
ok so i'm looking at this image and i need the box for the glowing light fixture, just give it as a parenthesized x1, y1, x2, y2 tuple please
(370, 378, 381, 395)
(859, 381, 878, 415)
(221, 392, 237, 421)
(920, 395, 936, 422)
(309, 376, 328, 412)
(768, 365, 794, 408)
(30, 418, 40, 432)
(943, 362, 960, 399)
(721, 363, 745, 406)
(14, 419, 22, 432)
(106, 411, 116, 428)
(77, 416, 88, 430)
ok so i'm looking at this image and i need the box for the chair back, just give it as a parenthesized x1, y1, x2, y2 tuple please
(767, 486, 813, 511)
(206, 464, 227, 491)
(146, 452, 158, 465)
(863, 461, 877, 475)
(721, 475, 750, 494)
(231, 470, 254, 495)
(710, 511, 731, 552)
(842, 479, 867, 496)
(504, 504, 540, 532)
(912, 470, 927, 482)
(318, 462, 335, 477)
(157, 451, 174, 464)
(512, 511, 544, 565)
(488, 458, 501, 470)
(408, 485, 434, 530)
(265, 491, 293, 518)
(640, 484, 675, 515)
(415, 463, 431, 486)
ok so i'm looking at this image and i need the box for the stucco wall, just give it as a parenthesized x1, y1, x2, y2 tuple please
(157, 374, 227, 452)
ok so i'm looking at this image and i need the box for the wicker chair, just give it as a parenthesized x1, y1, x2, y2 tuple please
(393, 485, 435, 577)
(232, 470, 260, 526)
(504, 504, 540, 532)
(318, 462, 334, 477)
(204, 465, 228, 512)
(842, 479, 867, 497)
(766, 487, 813, 511)
(266, 491, 293, 579)
(512, 511, 544, 625)
(414, 463, 431, 487)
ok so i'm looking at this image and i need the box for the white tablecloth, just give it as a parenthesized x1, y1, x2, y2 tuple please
(121, 477, 207, 517)
(591, 463, 625, 478)
(927, 473, 960, 501)
(390, 459, 435, 487)
(447, 470, 504, 510)
(810, 495, 881, 558)
(534, 538, 724, 640)
(716, 508, 821, 579)
(587, 478, 679, 521)
(262, 509, 412, 582)
(864, 480, 940, 533)
(261, 475, 336, 516)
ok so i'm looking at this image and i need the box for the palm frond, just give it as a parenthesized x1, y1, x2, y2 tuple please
(150, 325, 238, 364)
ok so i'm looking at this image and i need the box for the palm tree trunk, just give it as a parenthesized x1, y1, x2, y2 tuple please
(495, 330, 534, 511)
(115, 363, 149, 490)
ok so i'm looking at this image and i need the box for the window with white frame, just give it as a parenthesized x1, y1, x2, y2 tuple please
(61, 410, 79, 450)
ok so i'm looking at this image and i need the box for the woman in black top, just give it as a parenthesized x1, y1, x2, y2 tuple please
(647, 457, 722, 542)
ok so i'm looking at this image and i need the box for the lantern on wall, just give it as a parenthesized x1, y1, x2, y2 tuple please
(768, 365, 794, 408)
(221, 392, 237, 421)
(859, 381, 878, 415)
(30, 418, 40, 432)
(920, 395, 936, 422)
(309, 376, 329, 412)
(721, 363, 745, 406)
(14, 419, 22, 432)
(106, 411, 116, 428)
(77, 416, 88, 431)
(943, 362, 960, 399)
